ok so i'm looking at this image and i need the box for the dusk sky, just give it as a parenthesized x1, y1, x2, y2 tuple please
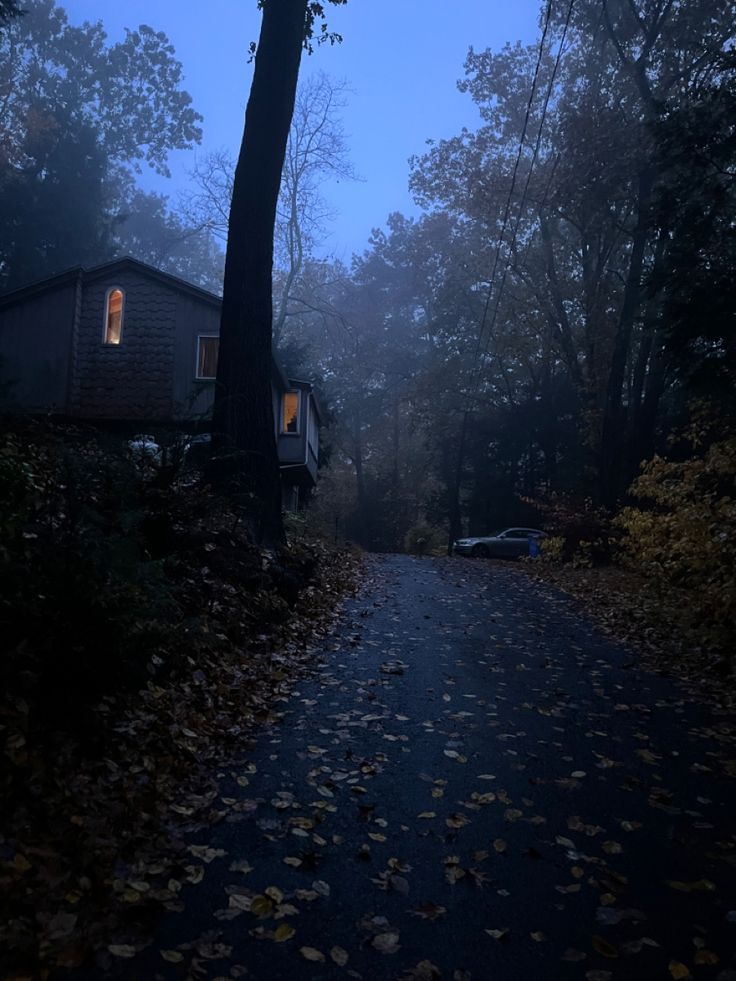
(63, 0, 542, 260)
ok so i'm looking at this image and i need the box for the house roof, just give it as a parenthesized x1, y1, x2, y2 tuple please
(0, 256, 223, 311)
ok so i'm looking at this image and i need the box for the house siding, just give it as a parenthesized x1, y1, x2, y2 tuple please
(172, 293, 220, 421)
(0, 258, 320, 493)
(71, 270, 176, 419)
(0, 282, 77, 412)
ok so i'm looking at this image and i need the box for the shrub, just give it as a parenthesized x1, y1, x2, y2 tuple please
(615, 435, 736, 660)
(524, 494, 616, 565)
(539, 535, 565, 563)
(404, 523, 446, 556)
(0, 425, 176, 733)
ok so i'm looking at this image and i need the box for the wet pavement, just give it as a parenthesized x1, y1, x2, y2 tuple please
(91, 555, 736, 980)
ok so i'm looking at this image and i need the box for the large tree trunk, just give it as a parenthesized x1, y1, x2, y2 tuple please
(212, 0, 309, 546)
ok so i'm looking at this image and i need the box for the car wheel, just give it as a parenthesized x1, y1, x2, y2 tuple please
(471, 544, 490, 558)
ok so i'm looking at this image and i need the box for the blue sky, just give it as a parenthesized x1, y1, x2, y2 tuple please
(63, 0, 542, 259)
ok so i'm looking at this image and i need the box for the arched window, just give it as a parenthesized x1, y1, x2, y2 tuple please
(103, 287, 124, 344)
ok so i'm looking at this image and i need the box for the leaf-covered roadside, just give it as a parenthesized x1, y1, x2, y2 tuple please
(517, 428, 736, 701)
(515, 561, 732, 706)
(0, 421, 362, 978)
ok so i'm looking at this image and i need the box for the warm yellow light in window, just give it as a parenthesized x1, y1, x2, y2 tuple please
(282, 391, 299, 433)
(105, 289, 123, 344)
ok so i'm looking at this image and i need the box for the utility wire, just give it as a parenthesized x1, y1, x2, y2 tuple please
(477, 0, 576, 370)
(448, 0, 577, 548)
(479, 0, 575, 368)
(469, 0, 554, 370)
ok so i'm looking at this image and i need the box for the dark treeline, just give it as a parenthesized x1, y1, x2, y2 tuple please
(1, 0, 734, 553)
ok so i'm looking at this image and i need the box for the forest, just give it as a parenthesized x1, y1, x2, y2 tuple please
(1, 1, 733, 553)
(1, 0, 735, 977)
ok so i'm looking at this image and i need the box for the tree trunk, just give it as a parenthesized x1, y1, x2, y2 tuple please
(599, 167, 654, 505)
(212, 0, 309, 546)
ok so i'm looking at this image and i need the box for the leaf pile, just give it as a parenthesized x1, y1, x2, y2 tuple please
(0, 421, 363, 977)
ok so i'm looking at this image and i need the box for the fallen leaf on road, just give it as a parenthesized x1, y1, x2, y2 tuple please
(300, 946, 325, 962)
(330, 945, 349, 966)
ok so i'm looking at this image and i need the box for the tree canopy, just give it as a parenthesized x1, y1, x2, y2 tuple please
(0, 0, 211, 290)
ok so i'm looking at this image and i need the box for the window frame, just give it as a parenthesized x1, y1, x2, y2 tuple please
(102, 286, 125, 345)
(195, 334, 220, 380)
(280, 389, 301, 435)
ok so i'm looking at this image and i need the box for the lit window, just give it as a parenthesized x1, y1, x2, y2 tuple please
(281, 391, 300, 433)
(197, 336, 219, 379)
(103, 288, 124, 344)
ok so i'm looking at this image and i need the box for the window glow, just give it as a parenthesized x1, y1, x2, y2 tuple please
(104, 288, 124, 344)
(282, 391, 299, 433)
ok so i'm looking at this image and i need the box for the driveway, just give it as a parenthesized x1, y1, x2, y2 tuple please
(89, 555, 736, 980)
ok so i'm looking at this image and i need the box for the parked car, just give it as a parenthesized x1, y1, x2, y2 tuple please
(453, 528, 546, 558)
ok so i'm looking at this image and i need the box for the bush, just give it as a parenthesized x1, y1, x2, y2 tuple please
(404, 523, 447, 556)
(539, 534, 565, 563)
(615, 435, 736, 660)
(0, 425, 177, 733)
(525, 494, 616, 565)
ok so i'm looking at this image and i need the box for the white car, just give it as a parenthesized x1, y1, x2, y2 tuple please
(454, 527, 546, 558)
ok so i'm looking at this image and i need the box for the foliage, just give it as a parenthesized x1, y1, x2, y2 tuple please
(522, 494, 616, 566)
(538, 534, 564, 563)
(404, 524, 446, 556)
(616, 435, 736, 659)
(0, 0, 204, 289)
(0, 0, 22, 27)
(0, 421, 361, 975)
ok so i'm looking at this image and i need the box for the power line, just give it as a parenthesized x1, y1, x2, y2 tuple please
(448, 0, 577, 547)
(469, 0, 555, 370)
(477, 0, 576, 369)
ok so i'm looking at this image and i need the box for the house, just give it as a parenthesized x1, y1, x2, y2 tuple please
(0, 256, 321, 507)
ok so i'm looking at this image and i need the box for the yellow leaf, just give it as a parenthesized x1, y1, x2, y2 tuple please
(330, 945, 349, 966)
(693, 950, 718, 966)
(372, 931, 401, 954)
(160, 950, 183, 963)
(493, 839, 507, 853)
(274, 924, 295, 943)
(417, 812, 436, 819)
(668, 961, 691, 980)
(108, 945, 137, 958)
(300, 946, 325, 962)
(250, 895, 274, 918)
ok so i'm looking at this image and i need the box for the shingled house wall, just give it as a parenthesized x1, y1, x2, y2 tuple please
(71, 269, 177, 419)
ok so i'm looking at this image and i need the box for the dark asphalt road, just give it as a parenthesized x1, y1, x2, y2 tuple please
(99, 555, 736, 981)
